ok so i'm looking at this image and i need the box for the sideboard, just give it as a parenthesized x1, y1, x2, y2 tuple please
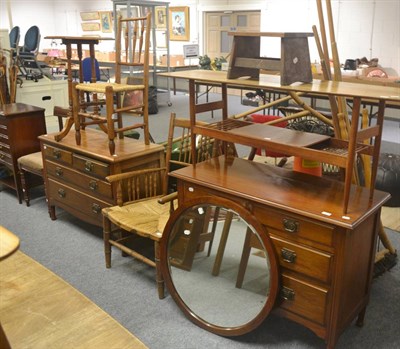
(0, 103, 46, 203)
(161, 155, 390, 348)
(39, 129, 165, 227)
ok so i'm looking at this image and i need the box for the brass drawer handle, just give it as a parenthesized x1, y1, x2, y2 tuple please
(89, 180, 98, 191)
(85, 161, 94, 172)
(53, 149, 61, 159)
(57, 188, 66, 198)
(281, 248, 297, 263)
(280, 286, 295, 301)
(55, 167, 63, 177)
(0, 154, 4, 159)
(92, 203, 101, 214)
(283, 218, 299, 233)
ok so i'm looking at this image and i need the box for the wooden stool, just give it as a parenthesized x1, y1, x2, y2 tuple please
(17, 152, 44, 206)
(227, 32, 314, 85)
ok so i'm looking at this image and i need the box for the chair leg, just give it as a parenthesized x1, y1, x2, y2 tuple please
(105, 86, 116, 155)
(103, 215, 112, 268)
(19, 168, 30, 206)
(72, 82, 81, 146)
(212, 211, 234, 276)
(236, 227, 253, 289)
(154, 241, 165, 299)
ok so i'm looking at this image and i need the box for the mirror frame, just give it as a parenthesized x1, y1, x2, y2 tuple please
(160, 196, 279, 336)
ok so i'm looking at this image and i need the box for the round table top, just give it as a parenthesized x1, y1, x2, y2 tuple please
(0, 226, 20, 261)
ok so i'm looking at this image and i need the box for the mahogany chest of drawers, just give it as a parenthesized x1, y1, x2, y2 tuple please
(169, 155, 389, 348)
(39, 129, 165, 227)
(0, 103, 46, 203)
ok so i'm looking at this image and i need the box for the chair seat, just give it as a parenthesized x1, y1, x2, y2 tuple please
(103, 197, 176, 240)
(17, 152, 43, 172)
(76, 82, 145, 93)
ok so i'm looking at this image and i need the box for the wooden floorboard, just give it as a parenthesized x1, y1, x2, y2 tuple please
(0, 251, 148, 349)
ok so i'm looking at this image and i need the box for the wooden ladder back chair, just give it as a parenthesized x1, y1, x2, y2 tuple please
(72, 12, 152, 155)
(102, 113, 220, 299)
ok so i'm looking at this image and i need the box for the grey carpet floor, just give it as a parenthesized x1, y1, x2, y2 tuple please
(0, 186, 399, 349)
(1, 91, 400, 348)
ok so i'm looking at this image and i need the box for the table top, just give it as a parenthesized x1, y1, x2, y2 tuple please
(45, 36, 114, 44)
(39, 128, 164, 163)
(228, 124, 330, 147)
(159, 70, 400, 102)
(171, 156, 390, 229)
(0, 226, 20, 261)
(0, 103, 45, 116)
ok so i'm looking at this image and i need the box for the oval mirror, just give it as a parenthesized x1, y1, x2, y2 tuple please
(161, 197, 279, 336)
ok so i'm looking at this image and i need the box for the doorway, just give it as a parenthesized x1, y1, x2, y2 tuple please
(204, 11, 260, 59)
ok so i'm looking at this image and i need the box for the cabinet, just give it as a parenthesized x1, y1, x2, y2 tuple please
(0, 103, 46, 203)
(16, 77, 68, 116)
(39, 129, 165, 227)
(165, 155, 389, 348)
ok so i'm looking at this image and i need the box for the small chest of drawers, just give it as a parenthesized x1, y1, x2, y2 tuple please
(0, 103, 46, 203)
(39, 129, 165, 227)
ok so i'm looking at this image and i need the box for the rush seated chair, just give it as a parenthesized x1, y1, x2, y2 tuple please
(72, 13, 152, 155)
(102, 113, 220, 299)
(17, 151, 44, 206)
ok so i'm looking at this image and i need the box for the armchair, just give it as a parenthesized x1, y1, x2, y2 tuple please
(102, 113, 220, 299)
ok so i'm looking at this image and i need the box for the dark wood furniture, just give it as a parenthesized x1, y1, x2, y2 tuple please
(39, 128, 165, 227)
(163, 155, 390, 348)
(0, 103, 46, 203)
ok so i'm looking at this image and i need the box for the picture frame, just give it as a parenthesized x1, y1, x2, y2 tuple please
(81, 22, 101, 32)
(100, 11, 113, 33)
(169, 6, 190, 41)
(80, 11, 99, 21)
(155, 7, 166, 29)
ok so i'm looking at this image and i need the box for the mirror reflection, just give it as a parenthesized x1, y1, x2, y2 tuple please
(167, 205, 272, 328)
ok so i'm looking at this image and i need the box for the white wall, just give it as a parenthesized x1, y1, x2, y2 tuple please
(1, 0, 398, 74)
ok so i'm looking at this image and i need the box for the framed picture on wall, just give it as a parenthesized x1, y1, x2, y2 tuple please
(155, 7, 166, 29)
(81, 22, 101, 32)
(100, 11, 113, 33)
(80, 12, 99, 21)
(169, 6, 190, 41)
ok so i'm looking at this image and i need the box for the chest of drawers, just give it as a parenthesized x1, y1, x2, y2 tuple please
(0, 103, 46, 203)
(167, 155, 389, 348)
(39, 129, 165, 227)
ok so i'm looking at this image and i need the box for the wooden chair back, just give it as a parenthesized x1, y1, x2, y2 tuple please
(115, 13, 151, 88)
(165, 113, 219, 193)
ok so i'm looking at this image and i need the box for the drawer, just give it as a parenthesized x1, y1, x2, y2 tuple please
(42, 144, 73, 165)
(253, 204, 334, 247)
(279, 273, 329, 326)
(73, 154, 110, 179)
(0, 149, 12, 166)
(0, 142, 11, 155)
(46, 161, 113, 200)
(271, 236, 333, 283)
(0, 128, 10, 145)
(47, 178, 109, 222)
